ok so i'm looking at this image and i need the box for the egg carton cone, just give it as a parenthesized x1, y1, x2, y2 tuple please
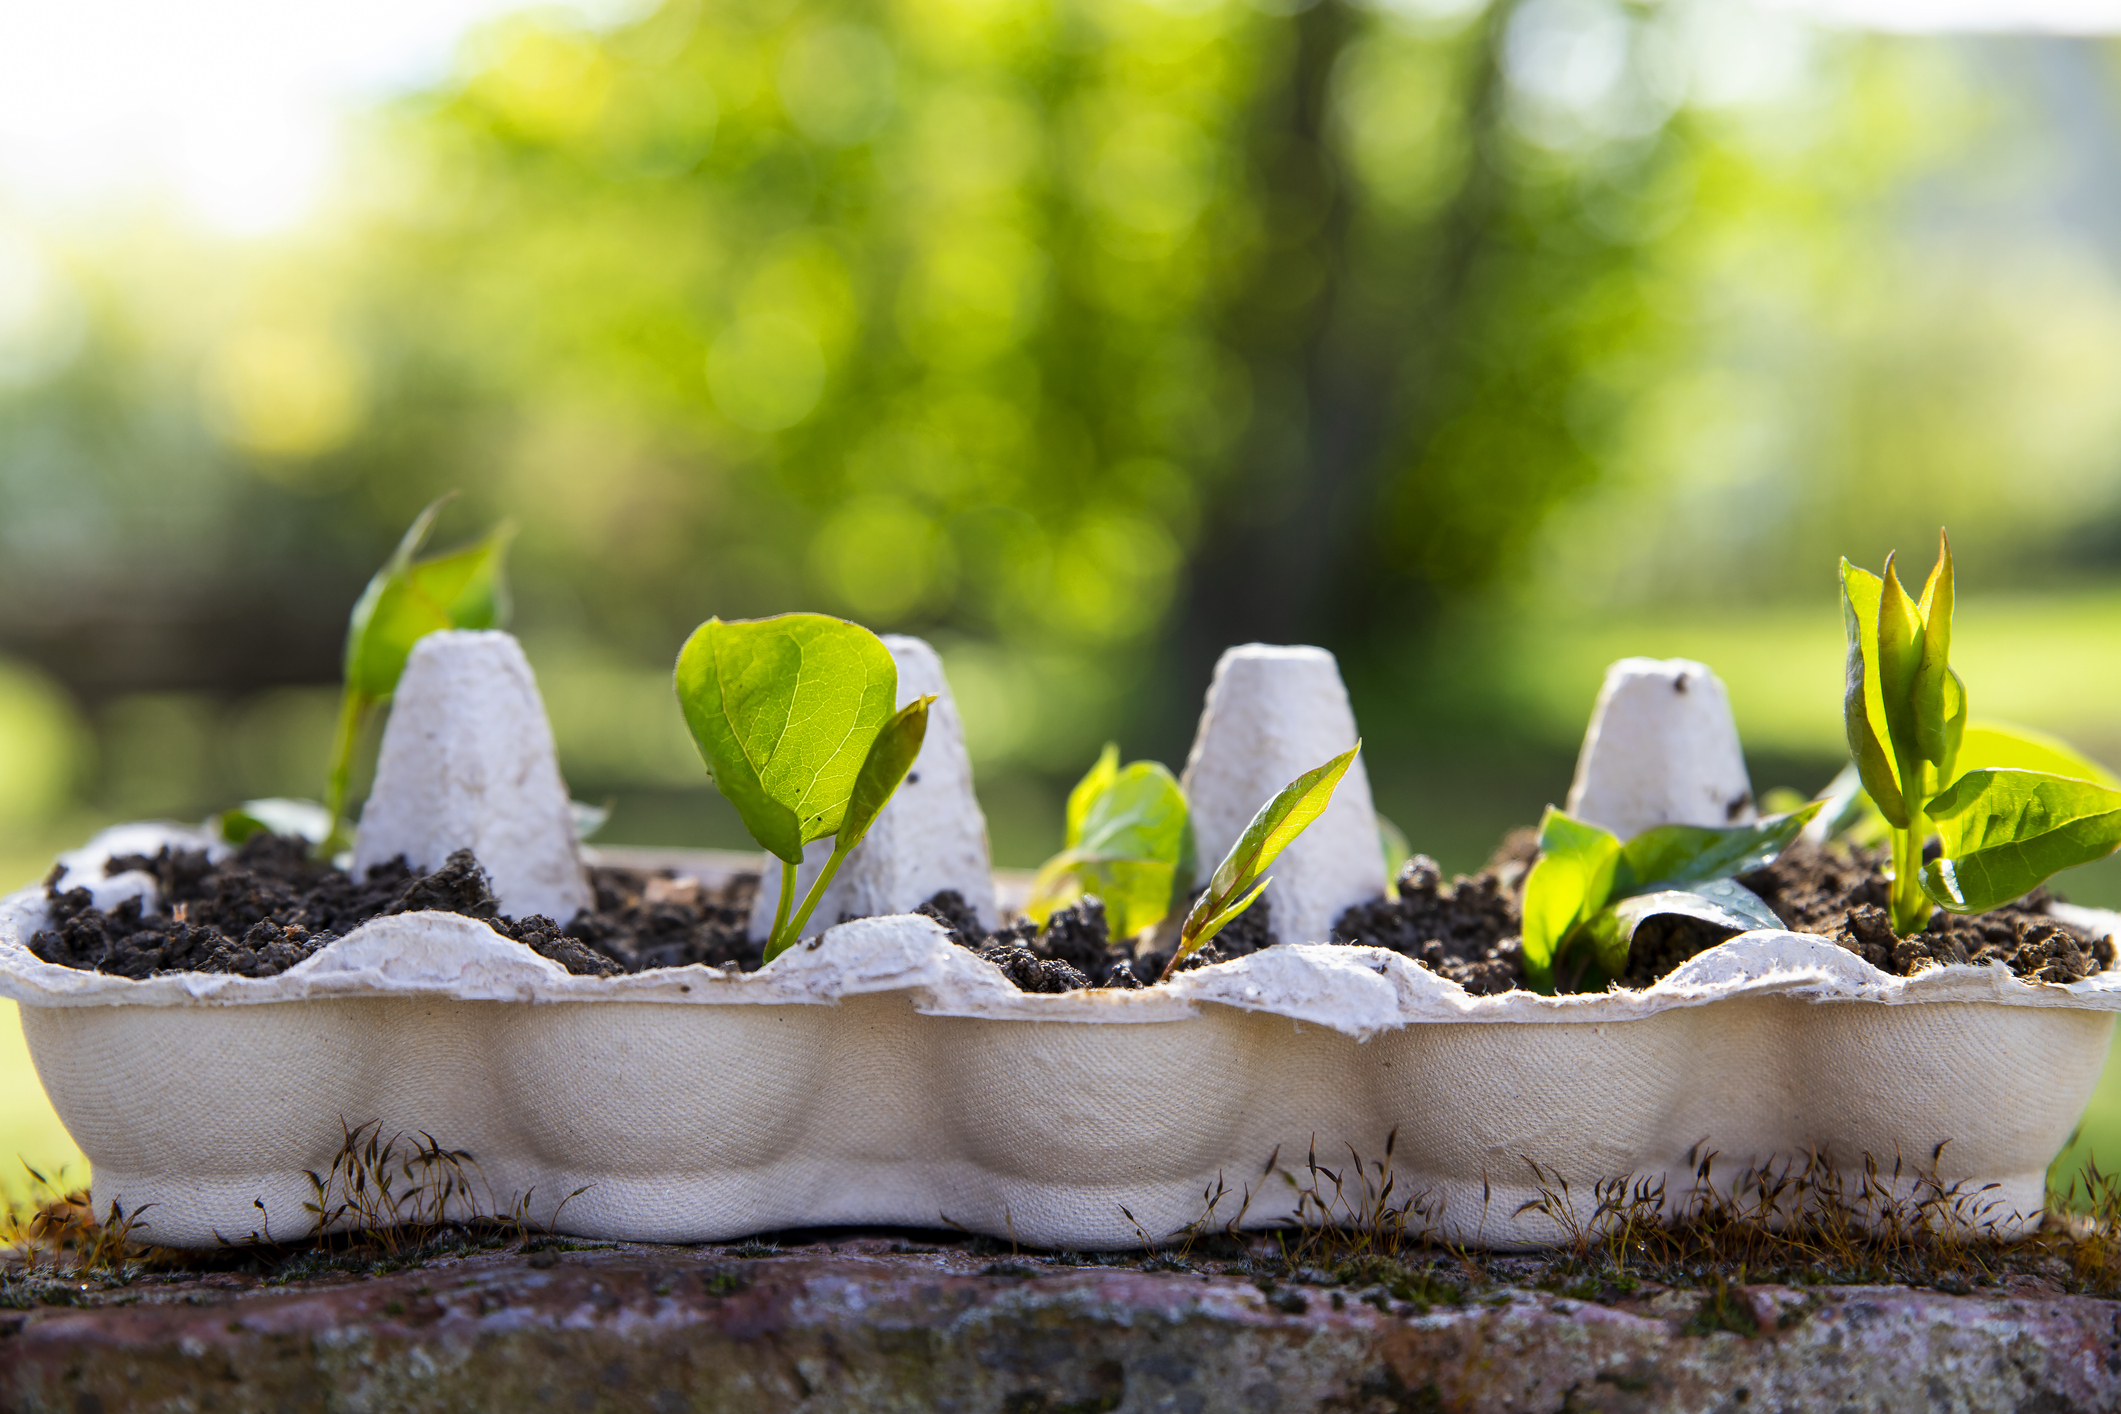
(1179, 644, 1386, 945)
(353, 631, 591, 923)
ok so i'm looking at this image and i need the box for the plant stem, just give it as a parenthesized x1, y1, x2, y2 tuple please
(1890, 806, 1932, 936)
(764, 858, 797, 960)
(769, 842, 853, 962)
(323, 687, 367, 854)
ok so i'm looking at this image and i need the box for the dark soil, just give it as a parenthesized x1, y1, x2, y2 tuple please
(35, 824, 2112, 995)
(29, 834, 755, 981)
(1332, 830, 2114, 993)
(909, 887, 1274, 992)
(1332, 829, 1539, 996)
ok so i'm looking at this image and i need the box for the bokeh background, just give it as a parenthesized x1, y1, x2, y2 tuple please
(6, 0, 2121, 1207)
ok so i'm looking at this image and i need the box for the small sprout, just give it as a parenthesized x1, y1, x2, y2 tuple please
(325, 496, 514, 848)
(674, 612, 933, 961)
(1025, 743, 1191, 941)
(1520, 802, 1821, 994)
(1841, 531, 2121, 928)
(1159, 744, 1360, 982)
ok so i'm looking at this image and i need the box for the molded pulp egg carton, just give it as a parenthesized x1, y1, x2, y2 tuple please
(2, 635, 2115, 1250)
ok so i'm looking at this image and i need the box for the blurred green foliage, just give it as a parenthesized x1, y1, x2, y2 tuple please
(0, 0, 2118, 880)
(5, 0, 2121, 1200)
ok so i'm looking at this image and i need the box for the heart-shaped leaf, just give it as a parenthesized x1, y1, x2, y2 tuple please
(674, 613, 899, 864)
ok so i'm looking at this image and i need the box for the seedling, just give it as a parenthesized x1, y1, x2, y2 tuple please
(1841, 531, 2121, 933)
(324, 497, 514, 848)
(674, 612, 933, 961)
(1159, 744, 1359, 982)
(1520, 804, 1822, 994)
(1025, 744, 1192, 941)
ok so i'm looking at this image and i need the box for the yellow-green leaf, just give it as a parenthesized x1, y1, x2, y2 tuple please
(1912, 529, 1956, 768)
(1840, 559, 1907, 828)
(1027, 755, 1188, 938)
(344, 500, 514, 702)
(1875, 550, 1926, 786)
(837, 695, 934, 855)
(1949, 721, 2119, 789)
(1163, 744, 1358, 978)
(1520, 807, 1622, 993)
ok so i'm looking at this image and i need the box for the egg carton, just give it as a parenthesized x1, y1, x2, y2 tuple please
(3, 638, 2113, 1250)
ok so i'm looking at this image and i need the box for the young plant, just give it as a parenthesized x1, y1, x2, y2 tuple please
(1025, 744, 1191, 941)
(1842, 532, 2121, 933)
(325, 497, 514, 846)
(1158, 744, 1360, 982)
(1520, 803, 1822, 994)
(674, 612, 933, 962)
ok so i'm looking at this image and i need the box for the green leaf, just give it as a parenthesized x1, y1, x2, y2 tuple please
(673, 613, 899, 864)
(344, 500, 514, 701)
(1940, 667, 1968, 785)
(219, 798, 337, 846)
(1612, 802, 1824, 898)
(1950, 720, 2119, 789)
(1205, 744, 1359, 907)
(1519, 808, 1621, 992)
(1586, 879, 1785, 980)
(1066, 743, 1120, 846)
(1028, 756, 1189, 938)
(1180, 879, 1271, 959)
(1920, 768, 2121, 913)
(836, 695, 934, 855)
(1163, 743, 1359, 978)
(1840, 560, 1907, 828)
(1912, 530, 1956, 768)
(1875, 550, 1927, 787)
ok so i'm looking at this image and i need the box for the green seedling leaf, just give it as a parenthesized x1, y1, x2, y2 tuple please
(1179, 879, 1271, 960)
(674, 613, 899, 864)
(1161, 743, 1359, 981)
(1952, 721, 2120, 788)
(1524, 806, 1814, 993)
(1920, 768, 2121, 913)
(1840, 559, 1907, 829)
(1519, 809, 1622, 993)
(1875, 551, 1928, 790)
(219, 798, 336, 846)
(1586, 880, 1784, 981)
(1612, 802, 1824, 898)
(1912, 531, 1956, 768)
(1378, 815, 1412, 902)
(324, 497, 515, 848)
(836, 696, 934, 855)
(345, 503, 515, 701)
(1028, 751, 1189, 939)
(1067, 743, 1120, 845)
(1940, 667, 1968, 785)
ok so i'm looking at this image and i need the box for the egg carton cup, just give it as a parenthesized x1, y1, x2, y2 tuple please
(5, 823, 2118, 1252)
